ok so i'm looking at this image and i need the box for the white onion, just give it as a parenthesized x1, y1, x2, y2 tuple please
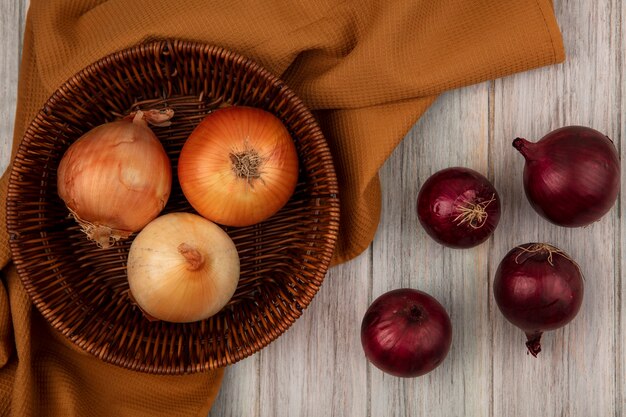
(126, 212, 240, 323)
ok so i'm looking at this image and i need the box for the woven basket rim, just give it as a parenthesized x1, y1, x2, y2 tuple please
(6, 39, 340, 374)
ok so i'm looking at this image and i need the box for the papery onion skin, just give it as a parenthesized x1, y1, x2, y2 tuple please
(493, 243, 584, 357)
(417, 167, 500, 248)
(361, 289, 452, 377)
(57, 112, 172, 248)
(513, 126, 620, 227)
(127, 212, 240, 323)
(178, 106, 299, 227)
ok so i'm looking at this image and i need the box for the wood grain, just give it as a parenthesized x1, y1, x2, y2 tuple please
(490, 1, 621, 416)
(211, 255, 370, 417)
(0, 0, 624, 416)
(256, 254, 370, 417)
(619, 0, 625, 412)
(209, 355, 260, 417)
(370, 83, 491, 417)
(0, 0, 27, 176)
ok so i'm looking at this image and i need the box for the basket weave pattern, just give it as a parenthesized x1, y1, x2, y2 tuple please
(6, 40, 339, 374)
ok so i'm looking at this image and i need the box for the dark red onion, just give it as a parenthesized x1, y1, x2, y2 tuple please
(417, 167, 501, 248)
(360, 288, 452, 377)
(513, 126, 620, 227)
(493, 243, 584, 357)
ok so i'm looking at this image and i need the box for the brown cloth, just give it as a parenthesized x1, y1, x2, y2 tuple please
(0, 0, 564, 415)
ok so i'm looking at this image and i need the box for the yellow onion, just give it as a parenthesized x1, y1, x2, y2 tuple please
(178, 106, 299, 227)
(57, 110, 173, 248)
(126, 212, 240, 323)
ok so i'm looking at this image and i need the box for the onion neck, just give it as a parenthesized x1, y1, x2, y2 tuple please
(512, 137, 538, 160)
(178, 243, 205, 271)
(132, 110, 147, 125)
(128, 108, 175, 127)
(525, 331, 543, 357)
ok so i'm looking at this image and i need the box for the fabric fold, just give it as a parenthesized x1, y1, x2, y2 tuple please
(1, 0, 564, 415)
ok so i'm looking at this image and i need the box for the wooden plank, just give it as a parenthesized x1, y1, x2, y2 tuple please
(490, 1, 620, 416)
(618, 0, 625, 412)
(210, 256, 373, 417)
(0, 0, 27, 176)
(256, 255, 370, 417)
(370, 83, 491, 417)
(209, 356, 260, 417)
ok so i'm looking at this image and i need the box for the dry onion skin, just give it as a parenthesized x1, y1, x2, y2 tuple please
(126, 212, 240, 323)
(57, 110, 173, 248)
(178, 106, 299, 227)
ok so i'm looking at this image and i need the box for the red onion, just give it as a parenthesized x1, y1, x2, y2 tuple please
(513, 126, 620, 227)
(360, 289, 452, 377)
(417, 167, 501, 248)
(493, 243, 584, 357)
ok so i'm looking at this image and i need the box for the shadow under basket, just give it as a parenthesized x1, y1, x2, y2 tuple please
(5, 40, 339, 374)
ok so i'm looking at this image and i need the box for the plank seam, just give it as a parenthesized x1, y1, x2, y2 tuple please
(487, 79, 496, 417)
(614, 0, 623, 415)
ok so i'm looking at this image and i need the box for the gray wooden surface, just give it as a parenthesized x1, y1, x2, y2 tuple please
(1, 1, 624, 416)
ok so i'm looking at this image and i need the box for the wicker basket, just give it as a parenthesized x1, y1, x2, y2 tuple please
(6, 40, 339, 374)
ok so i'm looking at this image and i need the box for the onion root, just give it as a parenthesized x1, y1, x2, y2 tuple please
(514, 243, 577, 267)
(229, 148, 265, 183)
(454, 193, 496, 229)
(68, 207, 131, 249)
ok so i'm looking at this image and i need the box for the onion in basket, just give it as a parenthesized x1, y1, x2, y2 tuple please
(178, 106, 299, 227)
(57, 110, 173, 248)
(127, 212, 240, 323)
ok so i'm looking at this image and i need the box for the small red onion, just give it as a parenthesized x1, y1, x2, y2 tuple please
(513, 126, 620, 227)
(417, 167, 501, 248)
(493, 243, 584, 357)
(361, 288, 452, 377)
